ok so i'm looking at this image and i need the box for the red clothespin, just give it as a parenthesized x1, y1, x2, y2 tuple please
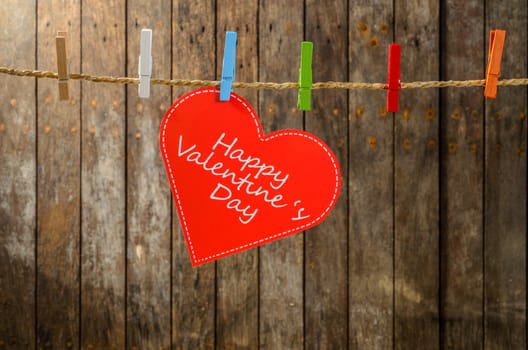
(484, 29, 506, 99)
(386, 43, 401, 112)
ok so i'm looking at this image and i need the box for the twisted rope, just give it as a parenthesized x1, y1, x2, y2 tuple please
(1, 66, 528, 90)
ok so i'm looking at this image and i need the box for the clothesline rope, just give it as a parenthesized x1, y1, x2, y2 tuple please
(1, 66, 528, 91)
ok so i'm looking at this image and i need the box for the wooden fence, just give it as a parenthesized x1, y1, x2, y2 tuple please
(0, 0, 526, 349)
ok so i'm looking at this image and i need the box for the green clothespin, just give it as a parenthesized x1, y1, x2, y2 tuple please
(297, 41, 313, 111)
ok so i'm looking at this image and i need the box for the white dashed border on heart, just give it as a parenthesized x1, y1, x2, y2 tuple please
(161, 88, 340, 265)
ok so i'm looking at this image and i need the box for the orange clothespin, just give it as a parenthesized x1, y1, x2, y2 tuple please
(386, 43, 401, 112)
(55, 31, 69, 101)
(484, 29, 506, 99)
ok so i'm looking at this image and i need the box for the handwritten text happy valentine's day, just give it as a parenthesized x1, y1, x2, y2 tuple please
(177, 132, 310, 224)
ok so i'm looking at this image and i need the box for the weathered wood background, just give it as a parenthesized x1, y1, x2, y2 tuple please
(0, 0, 526, 349)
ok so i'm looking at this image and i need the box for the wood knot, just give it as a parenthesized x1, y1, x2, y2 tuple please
(355, 105, 364, 118)
(518, 147, 525, 158)
(44, 126, 51, 134)
(368, 36, 379, 48)
(332, 108, 340, 117)
(337, 137, 346, 149)
(425, 107, 435, 121)
(451, 110, 460, 120)
(471, 110, 479, 121)
(379, 106, 388, 119)
(357, 22, 369, 33)
(137, 103, 144, 113)
(112, 99, 121, 109)
(70, 127, 77, 134)
(285, 22, 295, 34)
(427, 138, 437, 150)
(380, 23, 389, 35)
(368, 136, 377, 149)
(448, 142, 457, 155)
(267, 103, 277, 116)
(402, 107, 410, 121)
(136, 132, 142, 140)
(0, 123, 5, 132)
(519, 112, 526, 121)
(494, 112, 503, 120)
(91, 98, 97, 108)
(9, 98, 17, 106)
(470, 143, 478, 154)
(403, 139, 411, 150)
(45, 95, 52, 104)
(89, 126, 96, 135)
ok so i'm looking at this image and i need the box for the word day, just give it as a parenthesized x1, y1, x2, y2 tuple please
(177, 132, 308, 224)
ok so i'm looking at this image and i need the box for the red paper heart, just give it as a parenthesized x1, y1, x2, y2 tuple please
(160, 88, 341, 266)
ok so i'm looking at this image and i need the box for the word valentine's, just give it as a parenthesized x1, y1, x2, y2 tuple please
(177, 132, 310, 224)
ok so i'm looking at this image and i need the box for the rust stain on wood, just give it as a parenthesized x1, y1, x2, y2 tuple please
(368, 136, 377, 148)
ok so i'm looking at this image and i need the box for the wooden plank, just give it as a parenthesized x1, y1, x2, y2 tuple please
(394, 1, 440, 348)
(36, 2, 81, 349)
(0, 1, 36, 349)
(304, 1, 348, 349)
(257, 1, 304, 349)
(215, 1, 259, 349)
(348, 1, 394, 348)
(171, 1, 216, 349)
(80, 1, 126, 348)
(484, 0, 527, 348)
(126, 2, 171, 350)
(440, 1, 484, 348)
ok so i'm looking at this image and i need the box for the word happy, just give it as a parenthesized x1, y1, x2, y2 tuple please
(177, 132, 293, 224)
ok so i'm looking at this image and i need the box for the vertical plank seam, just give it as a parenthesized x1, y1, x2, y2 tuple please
(525, 6, 528, 349)
(436, 4, 442, 344)
(438, 1, 445, 349)
(169, 1, 174, 348)
(482, 1, 487, 348)
(124, 0, 129, 347)
(214, 1, 219, 348)
(256, 2, 261, 348)
(391, 0, 396, 348)
(302, 1, 307, 349)
(79, 1, 84, 348)
(34, 1, 39, 348)
(345, 0, 350, 348)
(525, 4, 528, 348)
(524, 6, 528, 350)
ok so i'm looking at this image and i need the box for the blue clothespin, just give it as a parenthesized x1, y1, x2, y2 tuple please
(220, 31, 237, 101)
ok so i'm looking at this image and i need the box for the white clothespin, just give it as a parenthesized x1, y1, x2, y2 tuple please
(138, 29, 152, 98)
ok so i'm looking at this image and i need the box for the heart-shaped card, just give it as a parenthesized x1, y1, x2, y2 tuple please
(160, 88, 341, 266)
